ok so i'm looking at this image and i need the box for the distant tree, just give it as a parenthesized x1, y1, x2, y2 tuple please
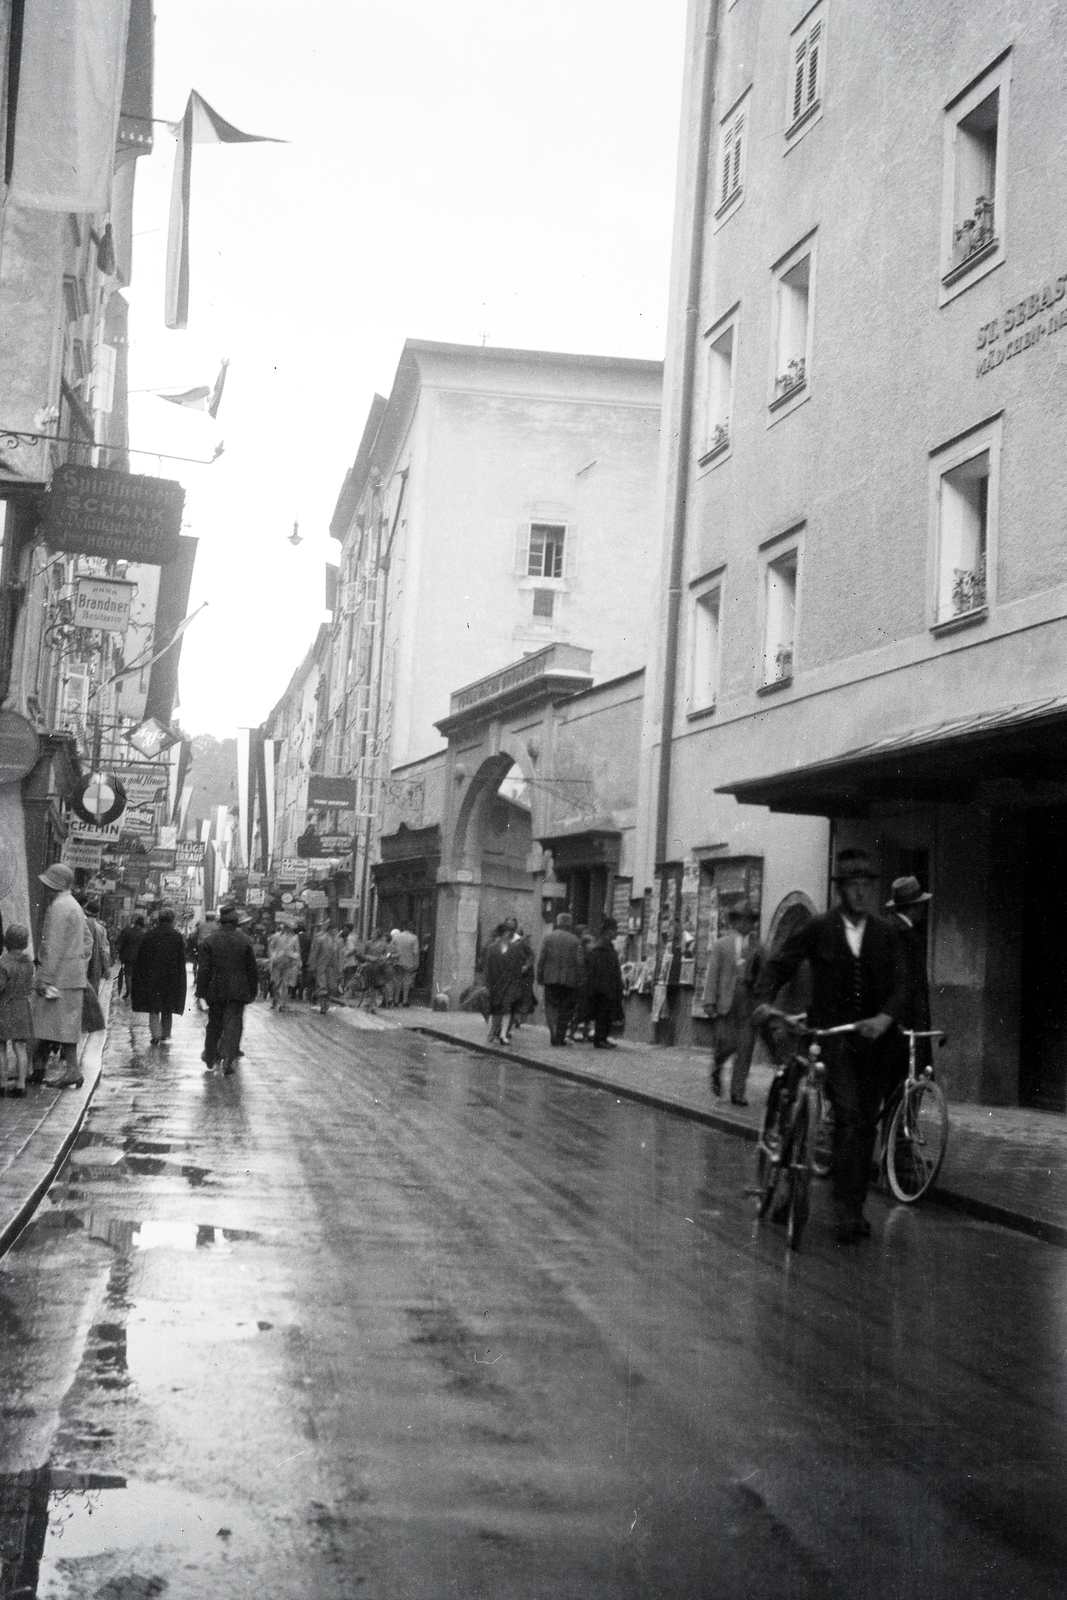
(186, 734, 237, 838)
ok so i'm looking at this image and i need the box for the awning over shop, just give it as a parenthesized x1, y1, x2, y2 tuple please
(716, 695, 1067, 816)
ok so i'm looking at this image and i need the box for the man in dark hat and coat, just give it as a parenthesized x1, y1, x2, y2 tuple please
(886, 875, 934, 1074)
(196, 903, 259, 1074)
(756, 848, 906, 1243)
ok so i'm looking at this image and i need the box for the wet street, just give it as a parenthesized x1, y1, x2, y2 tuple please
(1, 1002, 1066, 1599)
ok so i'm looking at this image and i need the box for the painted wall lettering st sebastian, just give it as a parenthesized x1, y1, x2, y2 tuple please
(976, 274, 1067, 377)
(42, 466, 185, 565)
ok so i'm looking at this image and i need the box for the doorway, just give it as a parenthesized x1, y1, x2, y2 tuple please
(1020, 810, 1067, 1111)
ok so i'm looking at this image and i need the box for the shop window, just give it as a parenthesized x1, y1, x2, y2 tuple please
(532, 587, 555, 619)
(701, 311, 737, 463)
(770, 237, 815, 417)
(931, 418, 999, 628)
(787, 8, 823, 139)
(527, 522, 566, 579)
(761, 542, 799, 687)
(941, 54, 1010, 301)
(689, 583, 722, 713)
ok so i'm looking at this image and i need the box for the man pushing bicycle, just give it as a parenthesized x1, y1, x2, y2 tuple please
(755, 849, 907, 1244)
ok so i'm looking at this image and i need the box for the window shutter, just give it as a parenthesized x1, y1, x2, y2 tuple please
(564, 522, 579, 583)
(721, 136, 732, 205)
(807, 23, 820, 106)
(515, 523, 531, 575)
(792, 41, 806, 123)
(732, 116, 743, 193)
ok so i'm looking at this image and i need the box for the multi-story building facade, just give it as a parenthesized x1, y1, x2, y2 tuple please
(642, 0, 1067, 1102)
(272, 340, 663, 946)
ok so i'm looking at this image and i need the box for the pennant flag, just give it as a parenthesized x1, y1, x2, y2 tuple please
(8, 0, 131, 212)
(208, 358, 230, 418)
(155, 359, 229, 416)
(166, 91, 283, 330)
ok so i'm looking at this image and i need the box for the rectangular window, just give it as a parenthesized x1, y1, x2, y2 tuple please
(690, 586, 722, 711)
(527, 522, 566, 579)
(788, 11, 823, 134)
(702, 317, 736, 461)
(770, 239, 815, 415)
(763, 548, 798, 685)
(532, 587, 555, 619)
(941, 55, 1010, 299)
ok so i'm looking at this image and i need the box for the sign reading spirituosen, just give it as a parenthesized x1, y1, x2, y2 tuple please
(42, 466, 185, 566)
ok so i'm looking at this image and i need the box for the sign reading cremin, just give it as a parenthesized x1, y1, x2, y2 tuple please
(43, 466, 185, 566)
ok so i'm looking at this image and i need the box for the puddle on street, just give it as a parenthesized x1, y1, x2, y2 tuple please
(13, 1210, 260, 1256)
(0, 1468, 256, 1596)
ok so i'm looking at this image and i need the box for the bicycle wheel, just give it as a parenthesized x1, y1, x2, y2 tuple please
(886, 1080, 949, 1202)
(812, 1085, 834, 1179)
(756, 1080, 786, 1217)
(786, 1099, 812, 1250)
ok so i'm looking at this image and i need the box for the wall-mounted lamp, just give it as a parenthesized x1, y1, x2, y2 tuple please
(288, 521, 302, 547)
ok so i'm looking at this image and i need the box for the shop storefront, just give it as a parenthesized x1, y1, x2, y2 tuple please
(372, 823, 440, 1001)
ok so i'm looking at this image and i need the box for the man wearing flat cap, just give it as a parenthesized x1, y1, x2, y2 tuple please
(756, 848, 907, 1243)
(886, 876, 933, 1074)
(31, 862, 92, 1088)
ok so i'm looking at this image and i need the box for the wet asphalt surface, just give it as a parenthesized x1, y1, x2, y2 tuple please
(1, 1000, 1066, 1599)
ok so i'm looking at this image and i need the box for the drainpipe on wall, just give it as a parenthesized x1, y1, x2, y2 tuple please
(654, 0, 720, 869)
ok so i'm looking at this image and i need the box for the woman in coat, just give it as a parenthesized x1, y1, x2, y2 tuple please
(308, 926, 344, 1013)
(268, 927, 302, 1012)
(31, 863, 93, 1087)
(131, 907, 187, 1045)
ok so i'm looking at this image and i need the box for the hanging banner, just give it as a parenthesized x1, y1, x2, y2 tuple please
(43, 467, 185, 565)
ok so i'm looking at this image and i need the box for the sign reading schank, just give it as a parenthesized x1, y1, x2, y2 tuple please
(42, 466, 185, 565)
(976, 274, 1067, 377)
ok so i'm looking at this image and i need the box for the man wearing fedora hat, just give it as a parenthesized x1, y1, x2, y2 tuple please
(31, 862, 93, 1088)
(887, 876, 933, 1073)
(756, 847, 907, 1243)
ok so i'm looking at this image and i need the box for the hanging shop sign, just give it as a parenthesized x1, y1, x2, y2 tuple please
(126, 718, 180, 758)
(70, 771, 127, 827)
(121, 805, 157, 837)
(62, 837, 104, 870)
(73, 577, 136, 632)
(176, 841, 205, 864)
(297, 828, 354, 858)
(42, 465, 185, 566)
(300, 889, 330, 909)
(70, 818, 122, 843)
(0, 709, 40, 784)
(149, 847, 177, 869)
(113, 764, 168, 805)
(307, 776, 358, 809)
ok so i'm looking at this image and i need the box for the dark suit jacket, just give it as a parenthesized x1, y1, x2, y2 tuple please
(757, 907, 906, 1028)
(196, 926, 259, 1005)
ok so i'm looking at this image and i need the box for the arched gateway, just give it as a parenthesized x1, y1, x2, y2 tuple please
(432, 645, 597, 997)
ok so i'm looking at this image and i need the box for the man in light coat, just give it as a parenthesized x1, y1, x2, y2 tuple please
(701, 903, 764, 1104)
(535, 911, 584, 1046)
(31, 863, 92, 1088)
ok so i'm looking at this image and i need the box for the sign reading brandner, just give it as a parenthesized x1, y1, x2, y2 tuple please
(42, 466, 185, 565)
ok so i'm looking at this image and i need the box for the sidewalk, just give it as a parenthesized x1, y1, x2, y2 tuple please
(0, 977, 114, 1255)
(344, 1002, 1067, 1249)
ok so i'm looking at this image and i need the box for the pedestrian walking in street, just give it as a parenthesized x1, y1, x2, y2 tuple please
(568, 926, 596, 1041)
(30, 863, 92, 1088)
(536, 911, 585, 1046)
(81, 898, 111, 992)
(296, 921, 313, 1003)
(131, 907, 187, 1046)
(756, 849, 907, 1243)
(391, 925, 421, 1006)
(506, 921, 536, 1035)
(484, 923, 527, 1044)
(0, 924, 34, 1097)
(701, 903, 765, 1105)
(309, 925, 344, 1013)
(116, 913, 147, 1001)
(268, 927, 302, 1012)
(196, 903, 259, 1074)
(586, 917, 626, 1049)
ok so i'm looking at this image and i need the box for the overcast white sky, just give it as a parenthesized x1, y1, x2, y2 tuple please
(124, 0, 688, 736)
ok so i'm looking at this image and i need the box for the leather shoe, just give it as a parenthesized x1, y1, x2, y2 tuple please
(730, 1095, 748, 1106)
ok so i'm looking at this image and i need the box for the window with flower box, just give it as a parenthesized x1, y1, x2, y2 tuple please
(930, 418, 1000, 630)
(941, 53, 1010, 303)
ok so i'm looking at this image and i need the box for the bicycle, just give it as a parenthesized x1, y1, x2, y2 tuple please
(755, 1014, 857, 1250)
(802, 1024, 950, 1203)
(880, 1028, 949, 1202)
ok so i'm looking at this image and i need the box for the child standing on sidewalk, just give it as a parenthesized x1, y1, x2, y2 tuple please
(0, 925, 35, 1097)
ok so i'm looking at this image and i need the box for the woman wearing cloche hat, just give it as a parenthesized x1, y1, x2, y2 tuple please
(31, 862, 93, 1087)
